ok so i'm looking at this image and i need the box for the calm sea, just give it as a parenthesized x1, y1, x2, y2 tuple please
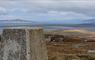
(0, 26, 95, 33)
(43, 26, 95, 32)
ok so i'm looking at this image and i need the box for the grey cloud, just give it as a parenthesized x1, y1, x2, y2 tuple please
(0, 7, 7, 15)
(0, 0, 95, 19)
(20, 1, 95, 17)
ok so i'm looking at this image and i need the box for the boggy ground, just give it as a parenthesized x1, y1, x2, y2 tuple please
(45, 29, 95, 60)
(47, 42, 95, 60)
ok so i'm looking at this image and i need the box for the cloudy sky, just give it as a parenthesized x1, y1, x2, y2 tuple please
(0, 0, 95, 23)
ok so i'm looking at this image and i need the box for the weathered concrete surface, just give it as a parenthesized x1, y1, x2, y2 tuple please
(29, 28, 48, 60)
(0, 29, 27, 60)
(0, 27, 48, 60)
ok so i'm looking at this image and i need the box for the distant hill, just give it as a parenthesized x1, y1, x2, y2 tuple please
(0, 19, 95, 27)
(77, 19, 95, 27)
(51, 19, 95, 27)
(0, 19, 39, 27)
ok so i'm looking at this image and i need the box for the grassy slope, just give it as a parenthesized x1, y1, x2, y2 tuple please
(46, 29, 95, 60)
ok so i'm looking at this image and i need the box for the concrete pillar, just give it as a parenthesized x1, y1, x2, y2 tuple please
(29, 28, 48, 60)
(0, 27, 48, 60)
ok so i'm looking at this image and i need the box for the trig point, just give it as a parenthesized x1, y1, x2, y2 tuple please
(0, 27, 48, 60)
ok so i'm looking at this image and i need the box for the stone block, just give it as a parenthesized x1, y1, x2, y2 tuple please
(0, 27, 48, 60)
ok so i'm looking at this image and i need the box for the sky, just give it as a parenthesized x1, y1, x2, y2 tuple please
(0, 0, 95, 23)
